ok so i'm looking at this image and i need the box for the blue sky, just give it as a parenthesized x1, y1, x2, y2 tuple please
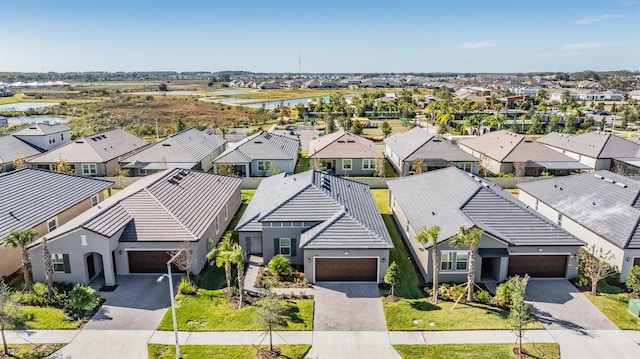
(0, 0, 639, 73)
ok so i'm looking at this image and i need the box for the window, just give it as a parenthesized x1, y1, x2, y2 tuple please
(52, 253, 66, 273)
(224, 204, 228, 220)
(61, 133, 64, 141)
(37, 164, 51, 170)
(535, 200, 539, 211)
(214, 217, 220, 233)
(362, 159, 374, 170)
(81, 163, 97, 176)
(47, 217, 58, 232)
(441, 251, 469, 272)
(557, 213, 563, 226)
(80, 235, 87, 246)
(48, 135, 55, 144)
(257, 161, 271, 172)
(342, 159, 352, 171)
(91, 195, 99, 207)
(279, 238, 291, 256)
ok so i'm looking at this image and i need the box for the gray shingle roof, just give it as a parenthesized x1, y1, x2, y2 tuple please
(385, 127, 476, 162)
(37, 169, 242, 245)
(27, 128, 148, 163)
(0, 136, 43, 166)
(12, 123, 70, 136)
(236, 170, 393, 249)
(519, 170, 640, 249)
(0, 168, 113, 240)
(120, 128, 226, 167)
(387, 167, 581, 247)
(214, 131, 299, 164)
(538, 132, 640, 159)
(309, 130, 381, 159)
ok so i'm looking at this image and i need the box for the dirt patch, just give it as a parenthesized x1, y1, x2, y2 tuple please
(255, 267, 313, 289)
(257, 347, 281, 359)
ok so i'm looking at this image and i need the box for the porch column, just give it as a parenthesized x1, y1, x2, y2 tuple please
(103, 251, 116, 286)
(245, 164, 250, 177)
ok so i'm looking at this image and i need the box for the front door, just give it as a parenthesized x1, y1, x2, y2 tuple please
(87, 254, 96, 279)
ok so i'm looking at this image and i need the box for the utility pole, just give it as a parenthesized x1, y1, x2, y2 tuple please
(155, 117, 159, 139)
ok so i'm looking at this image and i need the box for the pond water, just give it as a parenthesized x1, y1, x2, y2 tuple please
(242, 96, 353, 108)
(132, 91, 203, 96)
(0, 102, 60, 111)
(7, 115, 68, 124)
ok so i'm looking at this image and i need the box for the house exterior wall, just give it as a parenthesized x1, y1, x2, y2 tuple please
(239, 231, 263, 254)
(303, 248, 390, 283)
(0, 191, 107, 277)
(260, 224, 305, 266)
(459, 144, 504, 175)
(519, 189, 632, 280)
(385, 145, 402, 174)
(249, 159, 295, 177)
(15, 131, 71, 151)
(314, 158, 376, 176)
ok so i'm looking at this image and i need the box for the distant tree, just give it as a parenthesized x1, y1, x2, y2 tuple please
(508, 275, 534, 356)
(324, 116, 336, 135)
(0, 281, 20, 355)
(169, 242, 195, 282)
(513, 161, 526, 182)
(411, 158, 424, 174)
(177, 118, 187, 132)
(41, 236, 56, 297)
(350, 120, 363, 135)
(625, 266, 640, 294)
(207, 233, 235, 290)
(384, 261, 399, 297)
(115, 167, 129, 188)
(579, 244, 617, 295)
(55, 155, 76, 175)
(374, 157, 386, 177)
(12, 151, 26, 170)
(416, 226, 441, 303)
(3, 229, 38, 292)
(268, 161, 281, 176)
(230, 242, 246, 309)
(159, 83, 168, 91)
(256, 289, 286, 352)
(451, 226, 483, 302)
(216, 164, 235, 176)
(380, 121, 392, 138)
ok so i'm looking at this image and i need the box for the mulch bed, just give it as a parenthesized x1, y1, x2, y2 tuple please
(257, 347, 281, 359)
(255, 267, 313, 289)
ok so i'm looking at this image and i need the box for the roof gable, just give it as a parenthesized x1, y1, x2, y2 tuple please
(539, 132, 640, 159)
(309, 130, 380, 159)
(214, 131, 298, 164)
(121, 128, 225, 164)
(459, 130, 523, 162)
(0, 135, 43, 164)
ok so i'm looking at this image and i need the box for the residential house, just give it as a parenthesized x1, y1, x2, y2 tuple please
(538, 131, 640, 171)
(308, 130, 381, 176)
(519, 171, 640, 281)
(236, 170, 393, 283)
(385, 127, 478, 176)
(0, 135, 43, 172)
(388, 167, 583, 284)
(213, 131, 299, 177)
(119, 128, 226, 176)
(459, 130, 590, 176)
(27, 128, 148, 176)
(0, 168, 112, 276)
(12, 123, 71, 152)
(28, 169, 242, 286)
(0, 117, 7, 128)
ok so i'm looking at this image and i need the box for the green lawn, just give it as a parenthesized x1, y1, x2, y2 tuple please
(295, 153, 310, 173)
(149, 344, 311, 359)
(394, 343, 560, 359)
(241, 189, 255, 203)
(384, 299, 544, 331)
(157, 267, 314, 331)
(0, 344, 65, 359)
(583, 282, 640, 330)
(8, 306, 81, 330)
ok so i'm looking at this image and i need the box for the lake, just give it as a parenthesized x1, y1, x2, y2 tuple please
(7, 115, 68, 124)
(0, 102, 60, 111)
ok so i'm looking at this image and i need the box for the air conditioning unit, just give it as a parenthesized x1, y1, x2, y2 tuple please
(629, 299, 640, 317)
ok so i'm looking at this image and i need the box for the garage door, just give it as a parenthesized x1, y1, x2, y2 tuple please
(508, 255, 567, 278)
(315, 258, 378, 281)
(128, 251, 179, 273)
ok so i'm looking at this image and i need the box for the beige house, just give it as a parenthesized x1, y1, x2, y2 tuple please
(0, 168, 113, 276)
(28, 169, 242, 286)
(308, 130, 382, 176)
(27, 128, 148, 177)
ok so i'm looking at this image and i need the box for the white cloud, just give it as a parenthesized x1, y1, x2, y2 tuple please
(562, 42, 610, 50)
(577, 14, 623, 25)
(455, 41, 498, 50)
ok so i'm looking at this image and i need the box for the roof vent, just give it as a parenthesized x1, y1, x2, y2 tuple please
(29, 126, 37, 129)
(346, 140, 355, 143)
(524, 139, 532, 143)
(162, 143, 171, 146)
(594, 174, 604, 179)
(254, 141, 263, 144)
(433, 139, 441, 142)
(615, 182, 627, 188)
(604, 178, 615, 184)
(75, 140, 84, 143)
(337, 140, 345, 143)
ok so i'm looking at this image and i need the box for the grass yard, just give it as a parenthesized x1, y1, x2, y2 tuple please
(384, 299, 543, 331)
(156, 267, 313, 331)
(148, 344, 311, 359)
(295, 151, 310, 173)
(0, 344, 65, 359)
(583, 282, 640, 330)
(241, 189, 256, 203)
(10, 306, 82, 329)
(394, 343, 560, 359)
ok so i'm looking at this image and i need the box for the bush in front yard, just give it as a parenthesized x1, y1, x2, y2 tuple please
(626, 266, 640, 294)
(268, 255, 292, 278)
(64, 284, 100, 320)
(178, 277, 198, 295)
(495, 281, 515, 307)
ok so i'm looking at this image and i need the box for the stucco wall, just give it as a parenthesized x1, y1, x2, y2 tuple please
(249, 159, 295, 177)
(261, 225, 305, 266)
(303, 249, 389, 283)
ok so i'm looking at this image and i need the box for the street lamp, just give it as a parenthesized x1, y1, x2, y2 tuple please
(157, 249, 185, 359)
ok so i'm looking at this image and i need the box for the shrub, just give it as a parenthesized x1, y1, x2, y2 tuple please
(178, 277, 197, 295)
(18, 282, 49, 306)
(267, 255, 291, 277)
(626, 266, 640, 294)
(473, 289, 490, 304)
(605, 270, 621, 285)
(65, 284, 100, 319)
(495, 281, 515, 307)
(573, 272, 591, 288)
(438, 283, 466, 302)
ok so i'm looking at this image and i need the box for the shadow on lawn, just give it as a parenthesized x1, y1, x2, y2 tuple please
(409, 299, 440, 311)
(282, 300, 306, 328)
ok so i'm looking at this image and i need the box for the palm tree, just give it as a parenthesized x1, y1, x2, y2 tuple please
(450, 226, 484, 302)
(42, 236, 56, 297)
(230, 243, 246, 309)
(207, 233, 235, 291)
(416, 226, 441, 303)
(3, 229, 38, 292)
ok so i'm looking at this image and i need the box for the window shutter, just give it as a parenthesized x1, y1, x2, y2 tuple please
(291, 238, 297, 257)
(63, 254, 71, 273)
(274, 238, 280, 255)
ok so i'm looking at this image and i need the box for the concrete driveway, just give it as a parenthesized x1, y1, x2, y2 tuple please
(525, 279, 617, 331)
(313, 282, 387, 331)
(84, 274, 179, 330)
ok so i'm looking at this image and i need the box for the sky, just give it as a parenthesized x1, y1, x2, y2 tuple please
(0, 0, 639, 73)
